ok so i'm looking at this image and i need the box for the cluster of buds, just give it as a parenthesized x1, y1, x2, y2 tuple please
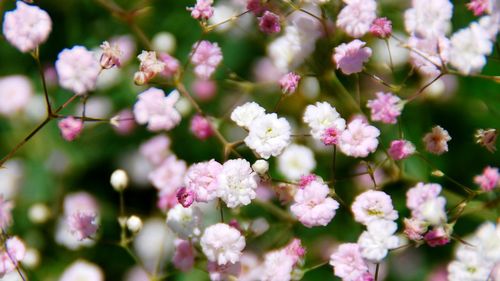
(133, 51, 166, 85)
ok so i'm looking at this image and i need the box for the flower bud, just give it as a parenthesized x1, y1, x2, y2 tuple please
(110, 169, 129, 191)
(28, 203, 51, 224)
(127, 215, 143, 233)
(134, 71, 147, 85)
(252, 159, 269, 175)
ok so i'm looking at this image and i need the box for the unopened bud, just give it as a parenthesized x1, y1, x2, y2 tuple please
(126, 215, 143, 233)
(252, 159, 269, 175)
(110, 169, 129, 191)
(431, 170, 444, 177)
(134, 71, 147, 85)
(28, 203, 51, 224)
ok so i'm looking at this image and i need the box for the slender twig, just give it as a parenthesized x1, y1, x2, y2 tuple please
(406, 73, 444, 102)
(32, 47, 52, 115)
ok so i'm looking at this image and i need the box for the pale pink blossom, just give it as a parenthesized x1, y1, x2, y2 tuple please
(388, 139, 415, 160)
(149, 155, 187, 191)
(0, 196, 13, 230)
(404, 0, 453, 39)
(333, 40, 372, 75)
(191, 41, 223, 80)
(474, 166, 500, 191)
(201, 223, 246, 265)
(207, 261, 241, 281)
(322, 126, 343, 145)
(366, 92, 402, 124)
(467, 0, 489, 16)
(157, 189, 178, 211)
(259, 11, 281, 34)
(190, 114, 214, 140)
(408, 36, 450, 77)
(134, 51, 165, 85)
(139, 135, 171, 166)
(330, 243, 370, 281)
(406, 182, 442, 217)
(423, 126, 451, 155)
(184, 160, 223, 202)
(63, 192, 99, 216)
(279, 72, 301, 95)
(173, 239, 195, 272)
(0, 75, 33, 117)
(133, 88, 181, 132)
(159, 53, 180, 77)
(284, 238, 306, 264)
(336, 0, 377, 38)
(58, 116, 84, 141)
(299, 174, 317, 189)
(351, 190, 398, 225)
(339, 119, 380, 158)
(424, 226, 451, 247)
(261, 239, 305, 281)
(110, 35, 136, 64)
(112, 109, 136, 135)
(176, 187, 195, 208)
(99, 41, 122, 69)
(369, 17, 392, 39)
(67, 211, 98, 241)
(2, 1, 52, 53)
(475, 128, 497, 153)
(291, 177, 340, 227)
(59, 260, 103, 281)
(192, 79, 217, 101)
(403, 217, 427, 241)
(0, 236, 25, 278)
(187, 0, 214, 20)
(247, 0, 266, 16)
(55, 46, 101, 95)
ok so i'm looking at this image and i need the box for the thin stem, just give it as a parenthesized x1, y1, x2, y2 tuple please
(274, 94, 286, 112)
(332, 145, 337, 183)
(2, 229, 27, 281)
(253, 200, 295, 223)
(406, 73, 444, 102)
(385, 39, 394, 73)
(355, 73, 361, 106)
(204, 10, 250, 32)
(32, 48, 52, 115)
(362, 71, 399, 91)
(303, 261, 328, 273)
(374, 263, 380, 281)
(218, 199, 225, 223)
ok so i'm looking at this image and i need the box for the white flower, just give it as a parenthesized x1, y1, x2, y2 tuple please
(200, 223, 246, 265)
(217, 159, 258, 208)
(303, 101, 346, 139)
(55, 46, 101, 95)
(474, 222, 500, 262)
(166, 204, 202, 239)
(261, 250, 295, 281)
(230, 102, 266, 129)
(0, 75, 33, 117)
(336, 0, 377, 38)
(404, 0, 452, 38)
(419, 196, 447, 226)
(449, 22, 493, 75)
(245, 113, 291, 159)
(448, 243, 493, 281)
(59, 260, 103, 281)
(278, 144, 316, 181)
(357, 220, 400, 262)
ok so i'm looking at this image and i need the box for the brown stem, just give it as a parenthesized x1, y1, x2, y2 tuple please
(32, 48, 52, 115)
(406, 73, 444, 102)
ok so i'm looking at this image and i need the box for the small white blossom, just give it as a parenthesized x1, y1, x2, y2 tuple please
(230, 102, 266, 129)
(357, 220, 400, 262)
(200, 223, 246, 265)
(245, 113, 291, 159)
(217, 159, 258, 208)
(166, 204, 202, 239)
(278, 144, 316, 181)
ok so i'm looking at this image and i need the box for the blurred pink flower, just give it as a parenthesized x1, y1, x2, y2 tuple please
(159, 53, 180, 77)
(190, 115, 214, 140)
(191, 40, 223, 80)
(2, 1, 52, 53)
(187, 0, 214, 20)
(321, 126, 342, 146)
(207, 261, 241, 281)
(133, 88, 181, 132)
(185, 160, 223, 202)
(67, 211, 98, 241)
(63, 192, 99, 216)
(149, 155, 187, 191)
(173, 239, 195, 271)
(330, 243, 370, 281)
(333, 39, 372, 75)
(134, 51, 165, 85)
(176, 187, 195, 208)
(369, 17, 392, 39)
(336, 0, 377, 38)
(0, 236, 25, 278)
(424, 226, 450, 247)
(0, 196, 13, 230)
(247, 0, 266, 15)
(192, 79, 217, 101)
(259, 11, 281, 34)
(112, 109, 136, 135)
(367, 92, 402, 124)
(279, 72, 300, 95)
(139, 135, 171, 166)
(423, 126, 451, 155)
(467, 0, 489, 16)
(474, 166, 499, 191)
(99, 41, 122, 69)
(55, 46, 101, 95)
(388, 139, 415, 160)
(58, 116, 84, 141)
(0, 75, 33, 117)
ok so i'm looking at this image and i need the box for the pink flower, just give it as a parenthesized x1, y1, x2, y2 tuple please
(388, 139, 415, 160)
(176, 187, 195, 208)
(467, 0, 489, 16)
(475, 128, 497, 153)
(247, 0, 266, 15)
(187, 0, 214, 20)
(406, 182, 442, 217)
(403, 218, 428, 241)
(58, 116, 84, 141)
(369, 17, 392, 39)
(192, 79, 217, 101)
(474, 166, 499, 191)
(0, 196, 13, 230)
(424, 226, 451, 247)
(0, 236, 25, 277)
(55, 46, 101, 95)
(321, 126, 342, 146)
(423, 126, 451, 155)
(112, 109, 136, 135)
(0, 75, 33, 117)
(190, 115, 214, 140)
(134, 51, 165, 85)
(290, 177, 340, 227)
(184, 160, 223, 202)
(207, 261, 241, 281)
(351, 190, 398, 225)
(67, 211, 98, 241)
(333, 39, 372, 75)
(408, 36, 450, 77)
(63, 192, 99, 216)
(191, 41, 223, 80)
(201, 223, 246, 265)
(159, 53, 180, 77)
(279, 72, 301, 95)
(133, 88, 181, 132)
(339, 119, 380, 158)
(336, 0, 377, 38)
(99, 41, 122, 69)
(261, 239, 306, 281)
(329, 243, 370, 281)
(2, 2, 52, 53)
(366, 92, 402, 124)
(139, 135, 171, 166)
(173, 239, 195, 272)
(298, 174, 317, 188)
(284, 238, 306, 264)
(149, 155, 187, 191)
(259, 11, 281, 34)
(157, 189, 178, 211)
